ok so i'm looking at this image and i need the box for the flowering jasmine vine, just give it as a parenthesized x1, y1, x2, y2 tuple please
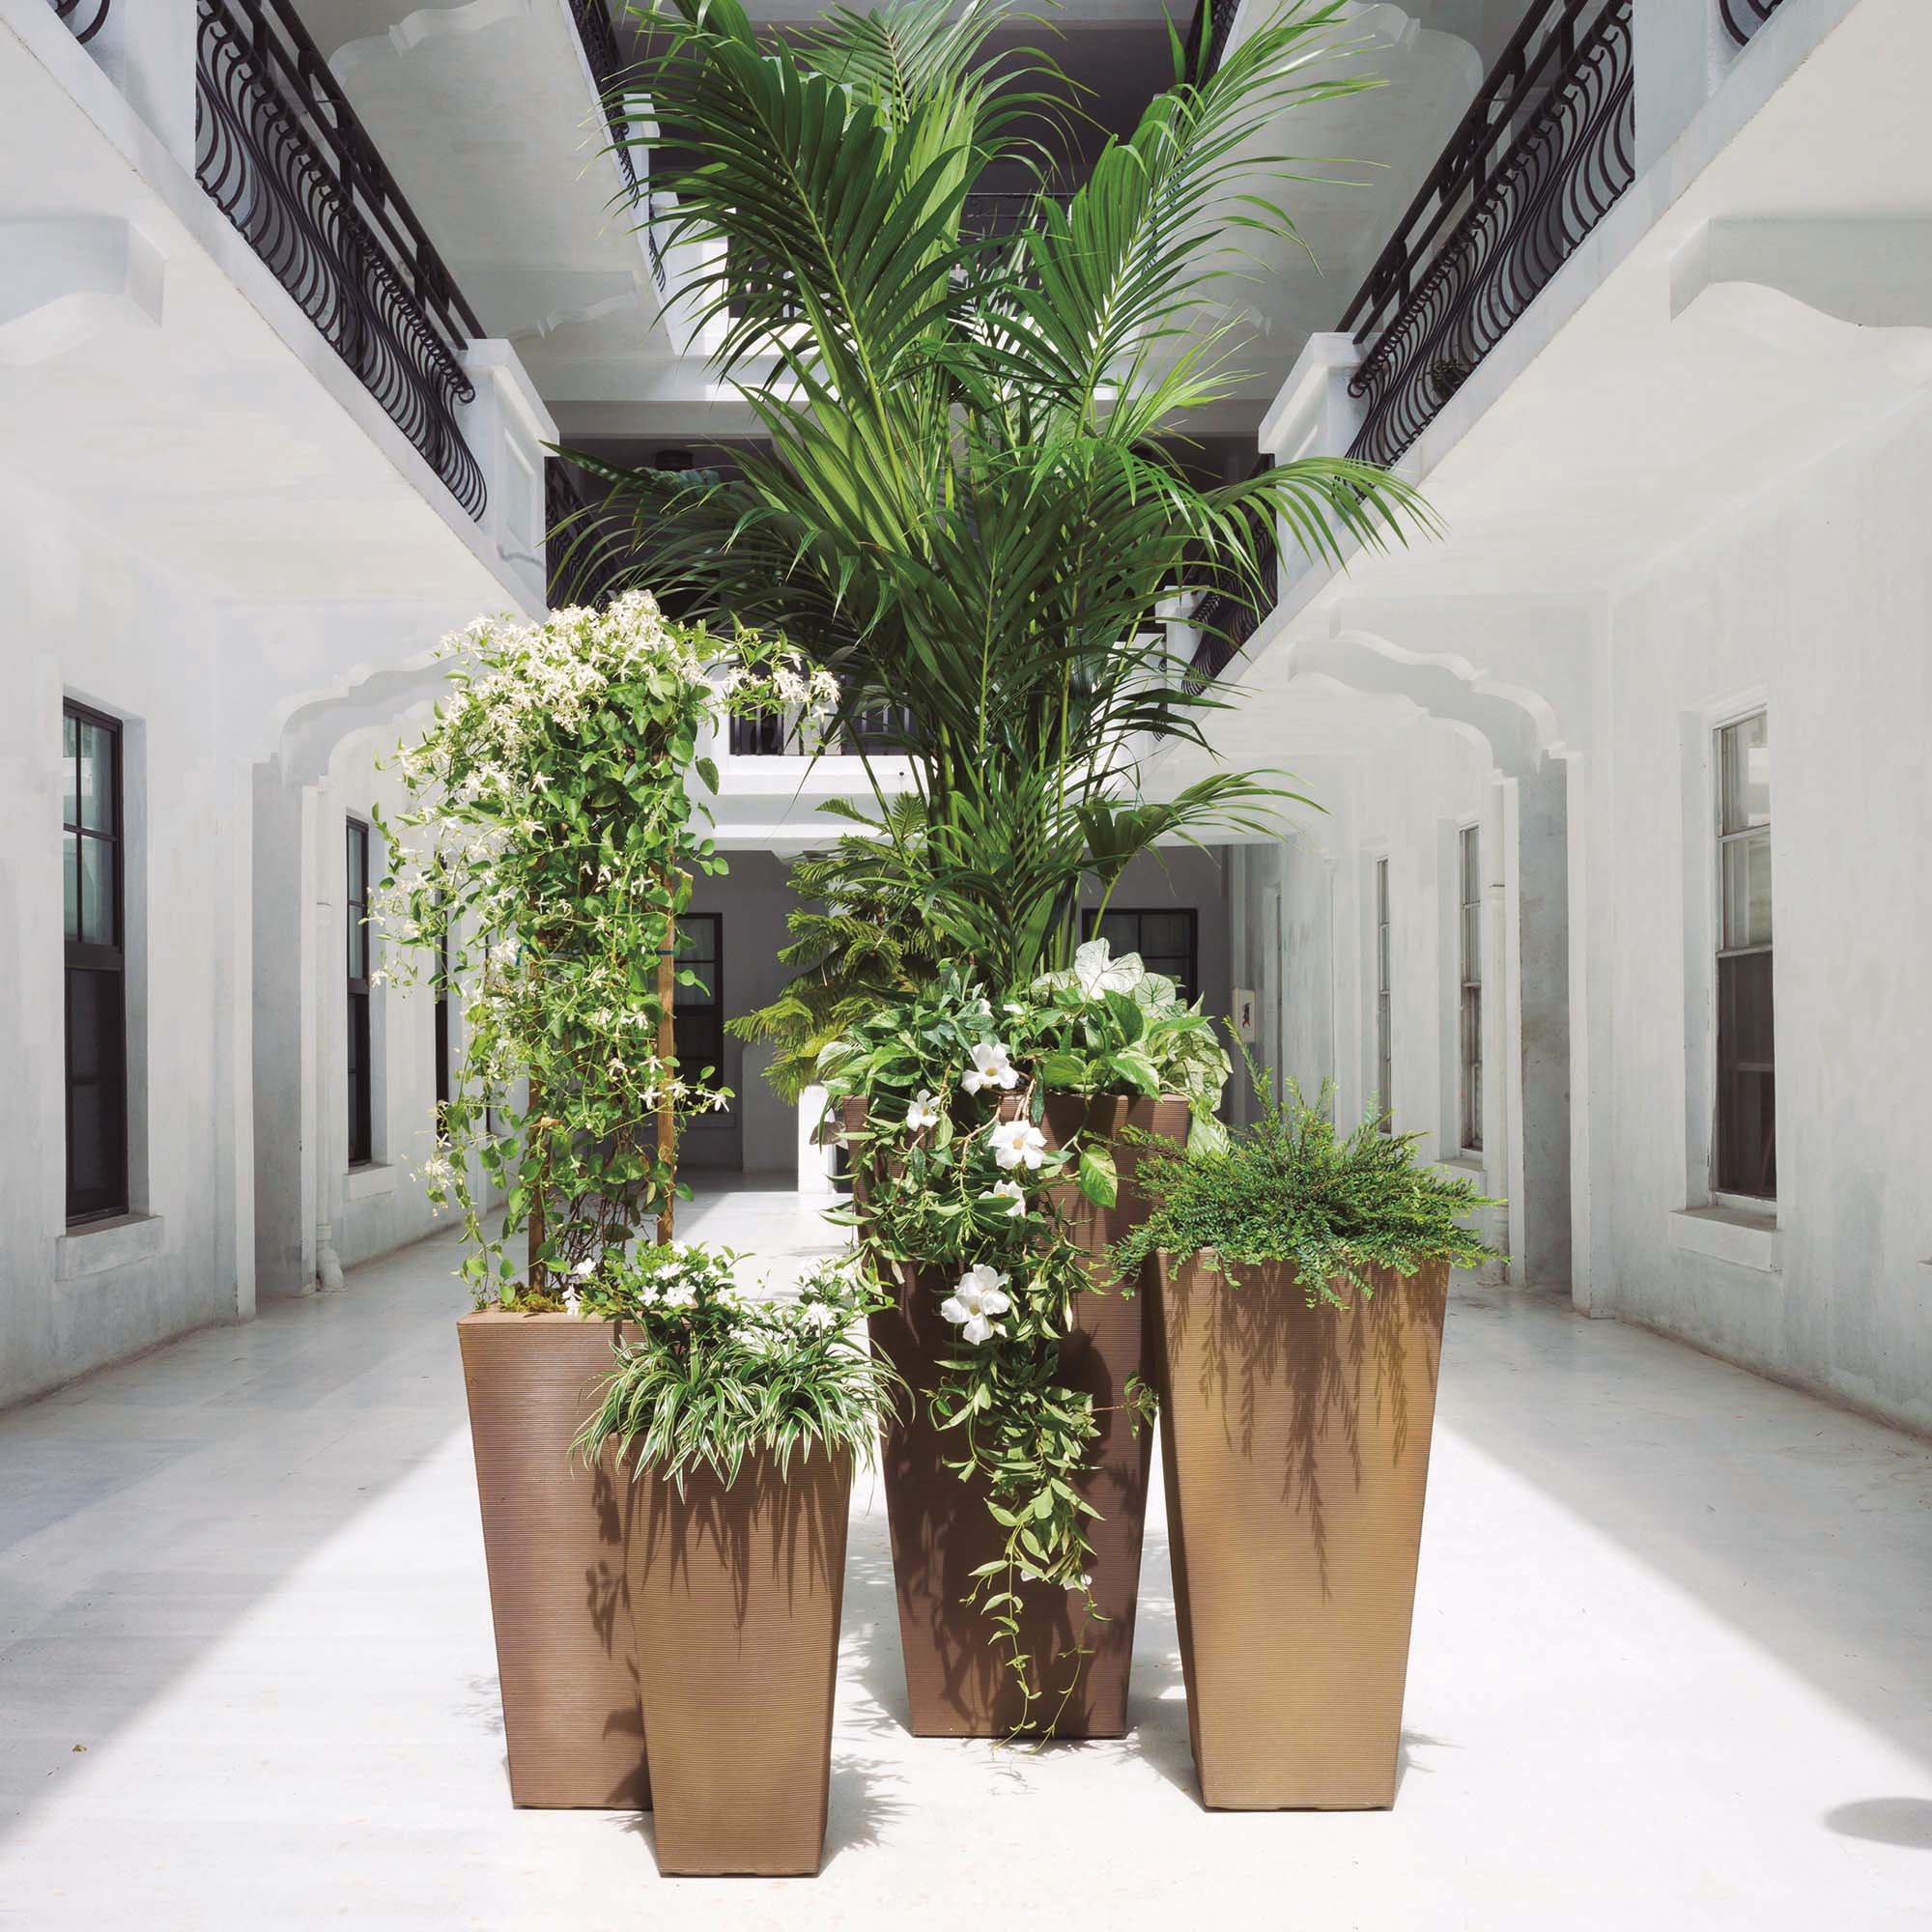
(373, 594, 831, 1307)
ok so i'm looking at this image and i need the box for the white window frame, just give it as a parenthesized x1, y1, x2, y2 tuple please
(1679, 692, 1776, 1221)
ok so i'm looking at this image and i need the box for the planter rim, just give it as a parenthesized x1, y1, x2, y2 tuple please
(1154, 1248, 1451, 1276)
(457, 1308, 624, 1327)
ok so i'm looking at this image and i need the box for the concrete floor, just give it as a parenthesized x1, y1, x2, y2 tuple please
(2, 1187, 1929, 1931)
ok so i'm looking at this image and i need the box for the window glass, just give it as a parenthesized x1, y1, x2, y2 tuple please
(1715, 712, 1774, 1199)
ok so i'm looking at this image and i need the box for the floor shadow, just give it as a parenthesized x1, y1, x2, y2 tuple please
(0, 1227, 484, 1840)
(1824, 1799, 1932, 1850)
(1435, 1279, 1932, 1775)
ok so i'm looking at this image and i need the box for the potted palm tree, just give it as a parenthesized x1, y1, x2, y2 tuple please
(575, 1247, 900, 1876)
(566, 0, 1435, 1738)
(1115, 1078, 1498, 1809)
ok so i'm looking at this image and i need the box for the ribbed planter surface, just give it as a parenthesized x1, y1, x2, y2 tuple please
(457, 1312, 648, 1809)
(626, 1450, 851, 1876)
(862, 1093, 1187, 1737)
(1151, 1253, 1449, 1809)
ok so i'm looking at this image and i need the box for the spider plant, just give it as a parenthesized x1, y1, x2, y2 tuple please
(566, 0, 1435, 990)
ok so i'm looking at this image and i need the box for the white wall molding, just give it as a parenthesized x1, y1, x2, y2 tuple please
(0, 217, 164, 365)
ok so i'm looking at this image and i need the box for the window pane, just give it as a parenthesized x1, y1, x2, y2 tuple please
(348, 912, 365, 982)
(1460, 826, 1480, 903)
(1462, 905, 1481, 985)
(80, 836, 115, 946)
(64, 832, 79, 942)
(1721, 832, 1773, 950)
(346, 825, 365, 905)
(1377, 923, 1390, 990)
(1719, 714, 1770, 835)
(63, 713, 77, 824)
(1716, 950, 1776, 1197)
(1140, 912, 1192, 958)
(1377, 859, 1389, 921)
(79, 722, 114, 833)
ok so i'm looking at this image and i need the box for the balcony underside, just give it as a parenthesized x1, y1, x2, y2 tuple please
(0, 6, 520, 617)
(301, 0, 663, 392)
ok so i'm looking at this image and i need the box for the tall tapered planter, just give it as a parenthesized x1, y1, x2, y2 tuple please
(626, 1450, 851, 1876)
(863, 1094, 1187, 1737)
(457, 1313, 649, 1809)
(1151, 1252, 1449, 1809)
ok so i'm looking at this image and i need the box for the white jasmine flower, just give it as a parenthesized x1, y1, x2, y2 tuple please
(571, 1256, 598, 1279)
(905, 1090, 942, 1133)
(960, 1040, 1019, 1095)
(939, 1264, 1011, 1345)
(988, 1118, 1047, 1172)
(987, 1179, 1027, 1217)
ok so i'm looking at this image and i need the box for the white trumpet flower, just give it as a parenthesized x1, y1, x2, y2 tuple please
(988, 1118, 1048, 1172)
(939, 1264, 1011, 1345)
(959, 1040, 1019, 1095)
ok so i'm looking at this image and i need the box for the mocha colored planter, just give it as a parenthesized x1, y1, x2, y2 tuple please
(863, 1093, 1188, 1737)
(457, 1312, 648, 1809)
(1151, 1251, 1449, 1809)
(626, 1450, 851, 1876)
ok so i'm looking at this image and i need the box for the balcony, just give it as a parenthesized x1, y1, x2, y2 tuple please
(195, 0, 487, 518)
(1338, 0, 1635, 472)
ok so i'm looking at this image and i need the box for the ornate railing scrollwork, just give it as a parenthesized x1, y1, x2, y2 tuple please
(49, 0, 111, 42)
(194, 0, 487, 520)
(1183, 0, 1242, 78)
(1339, 0, 1634, 472)
(1721, 0, 1786, 44)
(567, 0, 664, 292)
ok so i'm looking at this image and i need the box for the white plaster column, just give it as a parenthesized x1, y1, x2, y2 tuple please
(1511, 758, 1575, 1292)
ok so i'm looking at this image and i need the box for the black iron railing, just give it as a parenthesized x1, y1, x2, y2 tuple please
(567, 0, 665, 291)
(1721, 0, 1786, 43)
(1185, 0, 1241, 77)
(49, 0, 110, 42)
(1187, 542, 1279, 683)
(725, 701, 912, 756)
(1339, 0, 1634, 470)
(546, 457, 629, 609)
(961, 190, 1077, 240)
(195, 0, 487, 519)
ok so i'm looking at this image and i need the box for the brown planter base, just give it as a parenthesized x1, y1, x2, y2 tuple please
(627, 1451, 851, 1876)
(1152, 1252, 1449, 1809)
(866, 1094, 1187, 1739)
(457, 1312, 648, 1809)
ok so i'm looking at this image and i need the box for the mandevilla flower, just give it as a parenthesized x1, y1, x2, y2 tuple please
(960, 1040, 1019, 1095)
(988, 1118, 1047, 1172)
(940, 1264, 1011, 1345)
(987, 1179, 1027, 1217)
(905, 1091, 942, 1133)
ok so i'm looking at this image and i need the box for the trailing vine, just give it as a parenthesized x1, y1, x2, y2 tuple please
(818, 943, 1230, 1730)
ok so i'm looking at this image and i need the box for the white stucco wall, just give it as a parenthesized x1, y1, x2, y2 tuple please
(1229, 735, 1514, 1270)
(1584, 394, 1932, 1432)
(0, 484, 252, 1408)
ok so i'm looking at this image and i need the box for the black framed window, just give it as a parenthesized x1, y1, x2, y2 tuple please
(434, 911, 452, 1122)
(1458, 826, 1484, 1155)
(347, 819, 373, 1166)
(1082, 907, 1199, 1006)
(1715, 713, 1775, 1199)
(64, 702, 128, 1223)
(671, 914, 725, 1107)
